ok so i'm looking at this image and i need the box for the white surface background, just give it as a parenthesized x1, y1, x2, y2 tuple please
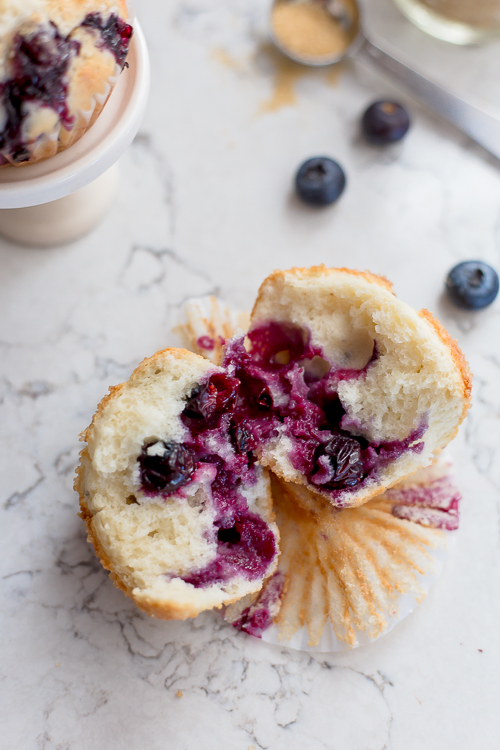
(1, 0, 499, 747)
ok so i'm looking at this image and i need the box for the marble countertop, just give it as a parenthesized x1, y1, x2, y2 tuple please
(1, 0, 499, 747)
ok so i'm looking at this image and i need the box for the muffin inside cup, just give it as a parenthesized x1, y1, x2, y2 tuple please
(0, 0, 133, 166)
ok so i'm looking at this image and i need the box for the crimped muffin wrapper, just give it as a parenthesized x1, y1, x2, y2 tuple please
(224, 459, 460, 653)
(261, 536, 452, 653)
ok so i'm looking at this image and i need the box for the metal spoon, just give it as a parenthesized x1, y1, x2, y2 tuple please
(270, 0, 500, 161)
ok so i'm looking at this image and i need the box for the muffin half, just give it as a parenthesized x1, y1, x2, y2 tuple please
(221, 266, 471, 508)
(76, 348, 279, 619)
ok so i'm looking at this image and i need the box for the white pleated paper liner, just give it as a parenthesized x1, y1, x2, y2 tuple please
(260, 541, 452, 653)
(224, 462, 460, 653)
(175, 296, 250, 365)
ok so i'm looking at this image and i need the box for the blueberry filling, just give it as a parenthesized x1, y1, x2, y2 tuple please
(222, 322, 425, 500)
(182, 512, 276, 588)
(229, 571, 286, 638)
(178, 446, 276, 587)
(81, 13, 133, 68)
(182, 372, 238, 430)
(0, 14, 132, 163)
(136, 372, 276, 588)
(197, 335, 216, 351)
(388, 474, 461, 530)
(138, 324, 426, 588)
(0, 24, 80, 162)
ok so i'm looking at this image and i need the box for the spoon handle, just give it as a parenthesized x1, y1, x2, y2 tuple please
(357, 35, 500, 162)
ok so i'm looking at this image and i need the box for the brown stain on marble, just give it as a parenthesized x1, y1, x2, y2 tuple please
(211, 43, 346, 115)
(259, 52, 303, 113)
(258, 45, 346, 114)
(211, 47, 244, 71)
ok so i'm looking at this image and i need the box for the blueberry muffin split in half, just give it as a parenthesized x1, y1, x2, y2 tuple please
(76, 349, 279, 620)
(222, 266, 471, 509)
(77, 266, 471, 618)
(0, 0, 132, 166)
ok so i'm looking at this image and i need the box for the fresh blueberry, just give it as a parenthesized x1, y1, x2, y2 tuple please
(446, 261, 499, 310)
(295, 157, 346, 206)
(361, 101, 410, 144)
